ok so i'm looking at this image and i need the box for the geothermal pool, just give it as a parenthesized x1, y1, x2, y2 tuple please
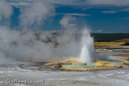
(57, 29, 129, 71)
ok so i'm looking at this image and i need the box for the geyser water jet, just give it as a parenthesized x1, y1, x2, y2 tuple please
(79, 29, 95, 64)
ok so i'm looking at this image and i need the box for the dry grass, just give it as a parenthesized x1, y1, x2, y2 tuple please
(94, 42, 125, 47)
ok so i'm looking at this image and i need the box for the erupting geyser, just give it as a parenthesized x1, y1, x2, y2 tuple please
(79, 29, 95, 64)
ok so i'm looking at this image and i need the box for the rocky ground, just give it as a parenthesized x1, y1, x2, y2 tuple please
(0, 64, 129, 86)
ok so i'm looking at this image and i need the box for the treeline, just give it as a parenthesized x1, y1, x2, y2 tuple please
(91, 33, 129, 42)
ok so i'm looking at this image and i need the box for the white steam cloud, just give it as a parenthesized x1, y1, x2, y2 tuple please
(56, 15, 81, 58)
(0, 26, 54, 62)
(0, 0, 82, 64)
(0, 0, 95, 64)
(60, 15, 76, 29)
(58, 15, 78, 44)
(0, 26, 81, 63)
(0, 0, 13, 23)
(19, 0, 55, 28)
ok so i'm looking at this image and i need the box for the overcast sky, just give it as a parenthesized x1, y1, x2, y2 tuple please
(2, 0, 129, 33)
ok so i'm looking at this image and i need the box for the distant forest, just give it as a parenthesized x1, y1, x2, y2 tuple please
(91, 33, 129, 42)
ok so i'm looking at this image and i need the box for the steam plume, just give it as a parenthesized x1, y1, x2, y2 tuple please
(19, 0, 55, 28)
(0, 0, 13, 25)
(0, 0, 95, 64)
